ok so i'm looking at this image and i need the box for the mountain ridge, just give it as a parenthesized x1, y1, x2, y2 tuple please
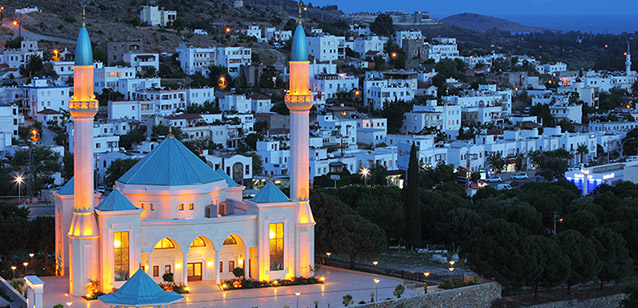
(441, 13, 550, 33)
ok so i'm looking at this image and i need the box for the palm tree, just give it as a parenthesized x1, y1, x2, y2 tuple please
(576, 144, 589, 165)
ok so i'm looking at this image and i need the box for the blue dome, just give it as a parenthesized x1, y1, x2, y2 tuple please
(75, 27, 93, 66)
(117, 138, 223, 186)
(291, 24, 308, 62)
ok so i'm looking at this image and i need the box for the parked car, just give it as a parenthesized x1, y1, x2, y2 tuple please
(486, 176, 503, 183)
(512, 173, 529, 180)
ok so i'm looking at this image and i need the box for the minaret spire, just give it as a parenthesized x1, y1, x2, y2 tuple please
(626, 42, 632, 76)
(81, 4, 86, 27)
(297, 0, 303, 25)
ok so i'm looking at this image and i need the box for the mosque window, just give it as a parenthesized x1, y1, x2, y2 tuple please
(154, 238, 175, 249)
(114, 231, 130, 281)
(150, 203, 155, 211)
(139, 202, 145, 210)
(178, 203, 184, 211)
(190, 236, 206, 247)
(223, 235, 237, 245)
(189, 202, 195, 210)
(269, 223, 284, 271)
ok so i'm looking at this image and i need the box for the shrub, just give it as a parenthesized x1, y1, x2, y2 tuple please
(162, 272, 174, 282)
(342, 294, 353, 306)
(53, 305, 64, 308)
(393, 284, 405, 298)
(232, 267, 245, 278)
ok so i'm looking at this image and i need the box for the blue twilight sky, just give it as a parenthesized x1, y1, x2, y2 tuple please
(308, 0, 638, 16)
(308, 0, 638, 33)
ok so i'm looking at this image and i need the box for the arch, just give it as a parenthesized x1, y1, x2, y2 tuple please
(218, 233, 248, 280)
(187, 235, 216, 251)
(153, 237, 180, 251)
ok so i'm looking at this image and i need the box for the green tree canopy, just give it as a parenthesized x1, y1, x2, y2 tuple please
(589, 227, 632, 289)
(555, 230, 602, 294)
(370, 14, 394, 37)
(105, 158, 140, 188)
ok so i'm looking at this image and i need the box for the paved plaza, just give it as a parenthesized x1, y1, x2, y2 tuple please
(42, 266, 425, 308)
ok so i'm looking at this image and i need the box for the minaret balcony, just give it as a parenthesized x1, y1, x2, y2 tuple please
(69, 100, 98, 117)
(284, 93, 314, 104)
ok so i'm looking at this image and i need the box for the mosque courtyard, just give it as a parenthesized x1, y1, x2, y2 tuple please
(42, 266, 426, 308)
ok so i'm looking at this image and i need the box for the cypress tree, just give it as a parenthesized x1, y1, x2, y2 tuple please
(405, 143, 421, 248)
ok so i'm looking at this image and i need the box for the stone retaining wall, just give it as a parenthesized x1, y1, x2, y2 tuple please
(0, 276, 26, 308)
(351, 282, 501, 308)
(522, 293, 626, 308)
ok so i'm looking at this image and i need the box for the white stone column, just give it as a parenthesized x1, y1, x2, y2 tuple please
(147, 254, 153, 277)
(25, 276, 44, 308)
(182, 252, 188, 286)
(215, 250, 221, 285)
(244, 247, 250, 278)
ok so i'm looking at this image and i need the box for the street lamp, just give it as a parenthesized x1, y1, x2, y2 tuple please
(12, 20, 20, 37)
(11, 266, 16, 278)
(372, 260, 378, 266)
(29, 253, 34, 266)
(423, 272, 430, 278)
(449, 260, 455, 267)
(373, 278, 380, 301)
(360, 167, 369, 186)
(295, 292, 301, 308)
(15, 175, 23, 205)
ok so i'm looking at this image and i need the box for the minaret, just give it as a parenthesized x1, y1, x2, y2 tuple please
(67, 6, 100, 296)
(626, 43, 632, 76)
(286, 1, 315, 278)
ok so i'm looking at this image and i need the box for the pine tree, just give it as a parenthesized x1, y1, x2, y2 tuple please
(405, 143, 421, 248)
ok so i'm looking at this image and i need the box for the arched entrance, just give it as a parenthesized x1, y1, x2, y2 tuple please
(186, 235, 215, 282)
(219, 234, 247, 280)
(150, 238, 182, 283)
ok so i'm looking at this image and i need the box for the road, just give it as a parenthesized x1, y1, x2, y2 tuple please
(4, 20, 74, 43)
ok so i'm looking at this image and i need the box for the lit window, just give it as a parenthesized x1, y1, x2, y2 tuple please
(219, 261, 223, 273)
(190, 236, 206, 247)
(114, 231, 130, 281)
(223, 235, 237, 245)
(154, 238, 175, 249)
(178, 203, 184, 211)
(269, 223, 284, 271)
(150, 203, 155, 211)
(229, 261, 235, 272)
(140, 202, 145, 210)
(189, 202, 194, 210)
(153, 265, 159, 277)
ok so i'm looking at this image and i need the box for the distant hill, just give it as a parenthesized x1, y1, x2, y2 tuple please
(441, 13, 549, 33)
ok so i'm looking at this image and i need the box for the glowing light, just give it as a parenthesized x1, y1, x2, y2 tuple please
(238, 258, 244, 266)
(222, 283, 227, 289)
(113, 240, 121, 248)
(207, 261, 214, 267)
(11, 266, 16, 271)
(372, 261, 378, 266)
(320, 276, 325, 282)
(605, 44, 608, 48)
(326, 252, 331, 257)
(184, 286, 190, 291)
(66, 302, 72, 307)
(218, 76, 227, 89)
(23, 262, 28, 268)
(360, 168, 369, 176)
(354, 90, 360, 96)
(225, 27, 231, 33)
(175, 262, 182, 269)
(273, 280, 278, 285)
(625, 52, 628, 56)
(448, 267, 455, 272)
(449, 260, 455, 266)
(391, 52, 397, 59)
(269, 230, 275, 239)
(15, 176, 23, 184)
(12, 20, 17, 26)
(295, 292, 301, 296)
(144, 265, 149, 271)
(424, 272, 430, 277)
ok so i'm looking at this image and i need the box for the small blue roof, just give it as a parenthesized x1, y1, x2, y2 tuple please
(95, 189, 140, 212)
(58, 177, 74, 195)
(215, 169, 240, 187)
(251, 181, 290, 203)
(75, 27, 93, 66)
(118, 138, 223, 186)
(291, 24, 308, 62)
(99, 269, 183, 306)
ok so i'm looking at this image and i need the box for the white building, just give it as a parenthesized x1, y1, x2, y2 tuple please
(363, 71, 418, 110)
(429, 37, 459, 61)
(550, 103, 582, 124)
(140, 5, 177, 27)
(123, 53, 160, 74)
(50, 61, 75, 85)
(264, 28, 292, 42)
(19, 78, 70, 118)
(395, 30, 422, 48)
(220, 94, 251, 113)
(176, 45, 251, 78)
(307, 35, 346, 62)
(312, 73, 359, 99)
(541, 62, 568, 74)
(216, 47, 251, 77)
(94, 66, 137, 94)
(248, 94, 273, 114)
(402, 101, 462, 135)
(1, 39, 43, 69)
(243, 25, 262, 41)
(0, 104, 19, 152)
(356, 118, 387, 146)
(117, 77, 161, 100)
(353, 36, 388, 56)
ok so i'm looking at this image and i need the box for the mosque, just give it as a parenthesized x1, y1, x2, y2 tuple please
(53, 12, 315, 296)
